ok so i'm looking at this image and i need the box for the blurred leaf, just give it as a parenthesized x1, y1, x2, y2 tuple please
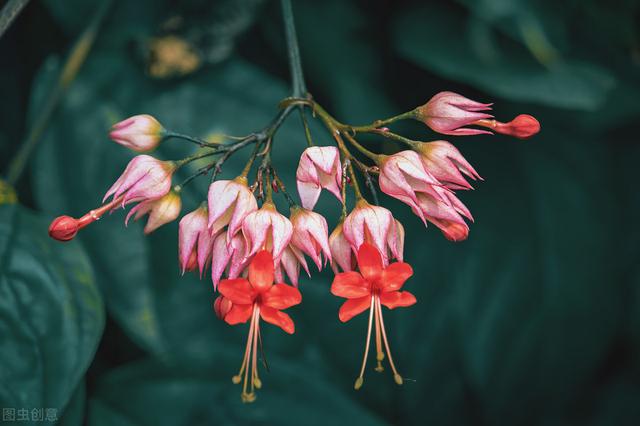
(0, 204, 104, 411)
(58, 382, 86, 426)
(87, 353, 386, 426)
(392, 3, 616, 110)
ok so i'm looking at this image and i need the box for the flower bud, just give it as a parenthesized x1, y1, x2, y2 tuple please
(296, 146, 343, 210)
(329, 221, 355, 273)
(213, 296, 233, 320)
(103, 155, 175, 207)
(207, 178, 258, 239)
(415, 91, 493, 136)
(489, 114, 540, 139)
(48, 215, 79, 242)
(109, 114, 164, 152)
(125, 190, 182, 234)
(289, 206, 331, 270)
(416, 141, 481, 190)
(178, 205, 212, 275)
(242, 202, 293, 261)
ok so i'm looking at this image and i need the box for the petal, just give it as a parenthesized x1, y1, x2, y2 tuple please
(248, 250, 274, 292)
(225, 304, 254, 325)
(356, 243, 383, 282)
(260, 306, 295, 334)
(338, 296, 372, 322)
(330, 272, 369, 299)
(262, 283, 302, 310)
(381, 262, 413, 291)
(297, 181, 321, 210)
(218, 278, 254, 304)
(379, 291, 417, 309)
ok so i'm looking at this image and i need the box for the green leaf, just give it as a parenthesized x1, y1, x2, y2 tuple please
(87, 353, 387, 426)
(392, 3, 616, 110)
(0, 204, 104, 411)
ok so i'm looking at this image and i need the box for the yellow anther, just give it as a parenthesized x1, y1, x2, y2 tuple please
(354, 377, 364, 390)
(253, 377, 262, 389)
(394, 374, 403, 386)
(232, 375, 242, 384)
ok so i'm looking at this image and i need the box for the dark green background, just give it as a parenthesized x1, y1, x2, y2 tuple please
(1, 0, 639, 425)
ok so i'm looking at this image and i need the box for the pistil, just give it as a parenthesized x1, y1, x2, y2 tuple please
(375, 296, 403, 385)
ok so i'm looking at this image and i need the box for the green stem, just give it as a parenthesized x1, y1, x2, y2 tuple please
(5, 0, 112, 185)
(175, 150, 220, 168)
(281, 0, 306, 97)
(341, 130, 381, 162)
(163, 130, 222, 148)
(349, 111, 416, 132)
(368, 129, 419, 149)
(0, 0, 30, 39)
(271, 168, 297, 207)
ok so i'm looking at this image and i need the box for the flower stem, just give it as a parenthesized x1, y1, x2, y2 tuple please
(281, 0, 306, 97)
(349, 111, 416, 132)
(163, 130, 223, 148)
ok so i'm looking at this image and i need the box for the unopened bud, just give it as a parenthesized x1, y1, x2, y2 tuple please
(494, 114, 540, 139)
(48, 216, 79, 242)
(109, 114, 164, 152)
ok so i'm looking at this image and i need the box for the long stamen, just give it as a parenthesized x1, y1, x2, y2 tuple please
(375, 296, 403, 385)
(373, 297, 385, 372)
(239, 305, 259, 402)
(252, 306, 262, 391)
(234, 307, 255, 384)
(355, 295, 375, 390)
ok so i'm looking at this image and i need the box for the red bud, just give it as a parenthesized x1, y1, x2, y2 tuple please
(494, 114, 540, 139)
(213, 296, 233, 320)
(48, 216, 79, 242)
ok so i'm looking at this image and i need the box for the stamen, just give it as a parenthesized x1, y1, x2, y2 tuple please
(373, 298, 385, 373)
(251, 306, 262, 390)
(354, 295, 375, 390)
(375, 296, 403, 386)
(239, 305, 259, 403)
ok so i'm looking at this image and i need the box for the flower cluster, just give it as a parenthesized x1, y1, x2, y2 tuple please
(48, 91, 539, 401)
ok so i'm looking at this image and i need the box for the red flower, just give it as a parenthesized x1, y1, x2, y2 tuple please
(331, 243, 416, 389)
(218, 250, 302, 402)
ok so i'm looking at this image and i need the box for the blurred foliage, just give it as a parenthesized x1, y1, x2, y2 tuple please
(0, 0, 639, 425)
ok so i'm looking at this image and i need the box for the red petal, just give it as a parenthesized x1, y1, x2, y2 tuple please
(260, 306, 295, 334)
(356, 243, 383, 282)
(218, 278, 254, 305)
(249, 250, 275, 292)
(224, 304, 254, 325)
(330, 271, 370, 299)
(338, 296, 372, 322)
(381, 262, 413, 291)
(379, 291, 417, 309)
(262, 283, 302, 310)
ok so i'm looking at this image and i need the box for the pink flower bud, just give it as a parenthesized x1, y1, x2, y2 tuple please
(275, 245, 309, 287)
(342, 200, 398, 264)
(109, 114, 164, 152)
(178, 205, 213, 275)
(378, 150, 447, 219)
(103, 155, 175, 207)
(415, 91, 493, 136)
(479, 114, 541, 139)
(207, 177, 258, 239)
(416, 141, 482, 190)
(210, 231, 249, 290)
(388, 219, 405, 262)
(329, 221, 356, 273)
(414, 189, 471, 241)
(242, 202, 293, 261)
(296, 146, 342, 210)
(289, 207, 331, 270)
(213, 295, 233, 320)
(125, 190, 181, 234)
(48, 215, 79, 242)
